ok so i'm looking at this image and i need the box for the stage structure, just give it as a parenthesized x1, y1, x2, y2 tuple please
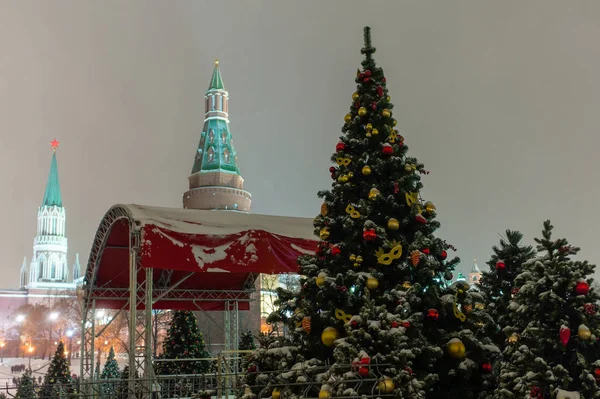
(80, 204, 316, 393)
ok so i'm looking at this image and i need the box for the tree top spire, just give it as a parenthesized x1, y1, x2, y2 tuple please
(361, 26, 376, 60)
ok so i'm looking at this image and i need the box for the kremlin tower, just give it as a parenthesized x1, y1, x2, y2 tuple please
(183, 61, 258, 352)
(20, 139, 81, 291)
(470, 258, 482, 283)
(183, 60, 251, 212)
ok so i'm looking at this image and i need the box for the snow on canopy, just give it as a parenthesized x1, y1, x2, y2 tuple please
(84, 204, 317, 311)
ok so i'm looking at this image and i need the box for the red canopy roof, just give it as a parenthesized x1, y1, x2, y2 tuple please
(84, 204, 316, 311)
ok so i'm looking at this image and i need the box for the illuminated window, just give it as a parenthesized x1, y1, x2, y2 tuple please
(209, 129, 215, 143)
(224, 149, 230, 163)
(208, 147, 215, 162)
(221, 131, 227, 144)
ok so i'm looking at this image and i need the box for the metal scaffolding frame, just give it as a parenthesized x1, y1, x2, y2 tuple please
(80, 205, 256, 399)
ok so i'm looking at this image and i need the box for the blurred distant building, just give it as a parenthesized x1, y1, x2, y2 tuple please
(470, 258, 482, 284)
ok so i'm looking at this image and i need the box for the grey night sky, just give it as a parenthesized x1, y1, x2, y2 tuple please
(0, 0, 598, 287)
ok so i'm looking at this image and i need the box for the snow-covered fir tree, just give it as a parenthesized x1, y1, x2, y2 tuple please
(244, 26, 499, 399)
(496, 220, 600, 399)
(154, 310, 211, 375)
(39, 342, 75, 399)
(101, 346, 120, 395)
(478, 229, 536, 348)
(15, 369, 37, 399)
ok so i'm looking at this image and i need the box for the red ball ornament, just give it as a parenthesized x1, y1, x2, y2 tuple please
(364, 77, 370, 83)
(382, 77, 387, 83)
(401, 321, 411, 328)
(359, 357, 371, 365)
(440, 250, 448, 260)
(247, 365, 257, 373)
(594, 368, 600, 380)
(329, 166, 336, 173)
(336, 142, 346, 152)
(364, 70, 372, 77)
(575, 281, 590, 295)
(426, 309, 439, 321)
(376, 86, 383, 96)
(405, 367, 413, 375)
(390, 321, 399, 328)
(511, 287, 520, 296)
(363, 229, 377, 241)
(371, 102, 377, 110)
(331, 173, 336, 180)
(354, 101, 361, 109)
(481, 362, 492, 373)
(350, 320, 359, 329)
(422, 248, 430, 255)
(495, 260, 506, 270)
(358, 73, 364, 80)
(382, 143, 394, 155)
(358, 366, 369, 377)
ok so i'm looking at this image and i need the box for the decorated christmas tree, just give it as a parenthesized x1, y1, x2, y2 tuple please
(101, 346, 120, 395)
(496, 220, 600, 398)
(154, 310, 211, 375)
(478, 229, 536, 347)
(15, 369, 37, 399)
(239, 330, 256, 351)
(245, 27, 499, 399)
(39, 342, 74, 399)
(116, 365, 138, 399)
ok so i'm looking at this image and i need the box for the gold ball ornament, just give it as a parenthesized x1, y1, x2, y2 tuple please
(318, 390, 331, 399)
(319, 227, 330, 240)
(404, 164, 413, 172)
(358, 107, 367, 117)
(366, 277, 379, 290)
(508, 333, 519, 344)
(344, 114, 352, 123)
(362, 165, 372, 175)
(321, 327, 339, 347)
(340, 175, 349, 183)
(402, 281, 412, 289)
(377, 378, 395, 394)
(387, 95, 391, 102)
(352, 92, 359, 101)
(366, 123, 373, 130)
(387, 218, 400, 230)
(272, 389, 281, 399)
(392, 118, 397, 126)
(382, 109, 391, 118)
(316, 272, 327, 287)
(372, 128, 379, 136)
(368, 187, 381, 200)
(365, 132, 372, 138)
(446, 338, 466, 359)
(578, 324, 592, 341)
(424, 201, 437, 213)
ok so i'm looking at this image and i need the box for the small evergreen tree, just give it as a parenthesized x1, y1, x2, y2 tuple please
(15, 369, 37, 399)
(154, 310, 211, 375)
(478, 229, 535, 346)
(496, 220, 600, 398)
(101, 346, 120, 395)
(238, 330, 256, 351)
(39, 342, 74, 399)
(116, 366, 139, 399)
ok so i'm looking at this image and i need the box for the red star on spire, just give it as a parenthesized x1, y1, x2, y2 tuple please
(50, 138, 60, 151)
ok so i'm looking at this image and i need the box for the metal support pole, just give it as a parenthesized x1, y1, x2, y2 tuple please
(144, 267, 154, 396)
(128, 232, 138, 399)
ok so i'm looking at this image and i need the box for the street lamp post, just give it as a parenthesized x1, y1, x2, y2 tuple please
(0, 341, 5, 364)
(66, 330, 74, 365)
(27, 345, 34, 369)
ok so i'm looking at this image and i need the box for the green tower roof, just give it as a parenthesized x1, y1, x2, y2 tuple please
(191, 118, 241, 175)
(207, 59, 225, 91)
(42, 150, 63, 207)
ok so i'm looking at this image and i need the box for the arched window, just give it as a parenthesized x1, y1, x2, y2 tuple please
(209, 129, 215, 143)
(208, 147, 215, 162)
(38, 258, 45, 279)
(51, 262, 56, 279)
(224, 149, 230, 163)
(221, 131, 227, 144)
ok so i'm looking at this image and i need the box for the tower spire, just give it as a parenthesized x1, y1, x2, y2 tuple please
(42, 139, 63, 207)
(208, 59, 225, 91)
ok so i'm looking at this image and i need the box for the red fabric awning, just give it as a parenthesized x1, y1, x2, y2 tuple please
(85, 204, 317, 311)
